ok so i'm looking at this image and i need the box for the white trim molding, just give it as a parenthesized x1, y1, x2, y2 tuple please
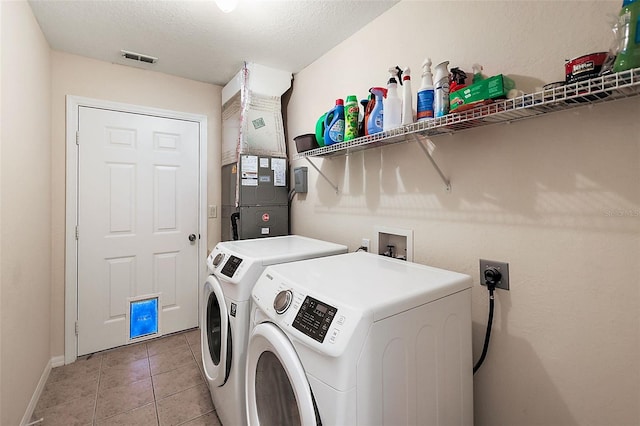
(65, 96, 207, 364)
(20, 358, 53, 426)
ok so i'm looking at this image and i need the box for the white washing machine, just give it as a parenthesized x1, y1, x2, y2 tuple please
(201, 235, 347, 426)
(246, 251, 474, 426)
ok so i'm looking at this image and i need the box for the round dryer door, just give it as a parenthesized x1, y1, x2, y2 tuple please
(201, 276, 232, 387)
(246, 323, 320, 426)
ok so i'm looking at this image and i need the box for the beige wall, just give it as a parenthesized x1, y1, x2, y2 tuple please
(288, 2, 640, 425)
(50, 51, 222, 357)
(0, 1, 52, 425)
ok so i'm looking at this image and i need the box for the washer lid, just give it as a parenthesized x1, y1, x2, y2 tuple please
(260, 251, 472, 322)
(217, 235, 347, 265)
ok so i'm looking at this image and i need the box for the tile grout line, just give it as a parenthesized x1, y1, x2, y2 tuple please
(36, 330, 204, 426)
(148, 335, 207, 405)
(170, 334, 216, 426)
(92, 354, 104, 426)
(185, 335, 221, 426)
(147, 342, 161, 426)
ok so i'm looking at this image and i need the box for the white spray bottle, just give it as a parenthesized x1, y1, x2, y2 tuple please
(383, 66, 402, 131)
(401, 67, 414, 125)
(416, 58, 434, 121)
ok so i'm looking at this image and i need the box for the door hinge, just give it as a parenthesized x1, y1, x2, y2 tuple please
(75, 322, 79, 336)
(75, 226, 79, 240)
(75, 131, 79, 145)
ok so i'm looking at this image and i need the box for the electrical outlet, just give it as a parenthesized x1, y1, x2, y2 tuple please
(361, 238, 370, 252)
(479, 259, 510, 290)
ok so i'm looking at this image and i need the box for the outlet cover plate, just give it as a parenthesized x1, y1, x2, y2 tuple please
(479, 259, 509, 290)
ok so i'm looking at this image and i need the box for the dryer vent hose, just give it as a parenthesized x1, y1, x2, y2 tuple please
(231, 212, 240, 241)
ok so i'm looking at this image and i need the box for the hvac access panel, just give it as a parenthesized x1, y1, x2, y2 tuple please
(292, 296, 337, 343)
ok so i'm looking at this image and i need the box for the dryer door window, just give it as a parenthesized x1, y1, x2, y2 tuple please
(255, 351, 301, 426)
(202, 278, 231, 387)
(246, 323, 320, 426)
(206, 291, 223, 365)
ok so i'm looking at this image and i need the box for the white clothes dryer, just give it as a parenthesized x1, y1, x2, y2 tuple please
(201, 235, 347, 426)
(246, 251, 474, 426)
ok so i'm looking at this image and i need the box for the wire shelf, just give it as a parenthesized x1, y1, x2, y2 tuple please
(294, 67, 640, 160)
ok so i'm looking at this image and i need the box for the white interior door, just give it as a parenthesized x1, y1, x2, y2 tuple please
(77, 106, 200, 355)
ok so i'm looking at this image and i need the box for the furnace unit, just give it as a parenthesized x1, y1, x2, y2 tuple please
(221, 62, 292, 241)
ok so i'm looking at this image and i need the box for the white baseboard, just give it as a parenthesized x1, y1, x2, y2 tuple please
(20, 356, 56, 426)
(51, 356, 65, 368)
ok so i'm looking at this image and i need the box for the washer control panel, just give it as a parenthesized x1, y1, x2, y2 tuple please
(292, 296, 337, 343)
(221, 255, 243, 278)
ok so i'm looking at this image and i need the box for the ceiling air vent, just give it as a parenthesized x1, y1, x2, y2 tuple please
(120, 50, 158, 64)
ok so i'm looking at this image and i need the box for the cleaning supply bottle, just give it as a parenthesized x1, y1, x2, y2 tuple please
(367, 87, 386, 135)
(323, 99, 345, 145)
(358, 97, 369, 137)
(344, 95, 359, 142)
(401, 67, 414, 125)
(416, 58, 434, 121)
(315, 113, 327, 146)
(613, 0, 640, 72)
(433, 60, 450, 118)
(363, 95, 375, 136)
(449, 67, 467, 93)
(383, 67, 402, 131)
(472, 63, 485, 83)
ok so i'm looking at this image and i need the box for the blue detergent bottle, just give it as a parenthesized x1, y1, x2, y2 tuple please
(367, 87, 387, 135)
(324, 99, 345, 145)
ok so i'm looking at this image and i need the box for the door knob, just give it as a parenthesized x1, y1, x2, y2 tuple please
(188, 234, 197, 242)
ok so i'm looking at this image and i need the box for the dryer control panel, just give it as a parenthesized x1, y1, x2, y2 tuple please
(221, 255, 243, 278)
(292, 296, 337, 343)
(252, 269, 364, 358)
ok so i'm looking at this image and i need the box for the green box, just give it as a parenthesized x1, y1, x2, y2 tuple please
(450, 74, 515, 112)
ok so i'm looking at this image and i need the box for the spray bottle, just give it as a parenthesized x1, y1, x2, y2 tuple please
(383, 66, 402, 131)
(416, 58, 434, 121)
(472, 63, 485, 83)
(433, 60, 450, 118)
(367, 87, 387, 135)
(401, 67, 414, 125)
(449, 67, 467, 93)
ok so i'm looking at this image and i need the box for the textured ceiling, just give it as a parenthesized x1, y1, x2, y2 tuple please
(28, 0, 398, 86)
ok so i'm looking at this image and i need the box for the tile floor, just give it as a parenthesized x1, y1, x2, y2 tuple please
(30, 328, 222, 426)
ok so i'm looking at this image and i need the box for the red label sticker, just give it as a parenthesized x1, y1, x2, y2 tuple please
(262, 213, 270, 222)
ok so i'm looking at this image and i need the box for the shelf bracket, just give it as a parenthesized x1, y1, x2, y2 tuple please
(411, 134, 451, 192)
(304, 157, 339, 194)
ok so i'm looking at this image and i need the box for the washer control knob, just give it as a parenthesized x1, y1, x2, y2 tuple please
(273, 290, 293, 314)
(212, 253, 225, 266)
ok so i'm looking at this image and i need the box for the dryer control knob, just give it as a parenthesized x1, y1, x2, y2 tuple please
(212, 253, 224, 266)
(274, 290, 293, 314)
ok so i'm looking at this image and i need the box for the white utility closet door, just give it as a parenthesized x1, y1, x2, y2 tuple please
(77, 106, 200, 355)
